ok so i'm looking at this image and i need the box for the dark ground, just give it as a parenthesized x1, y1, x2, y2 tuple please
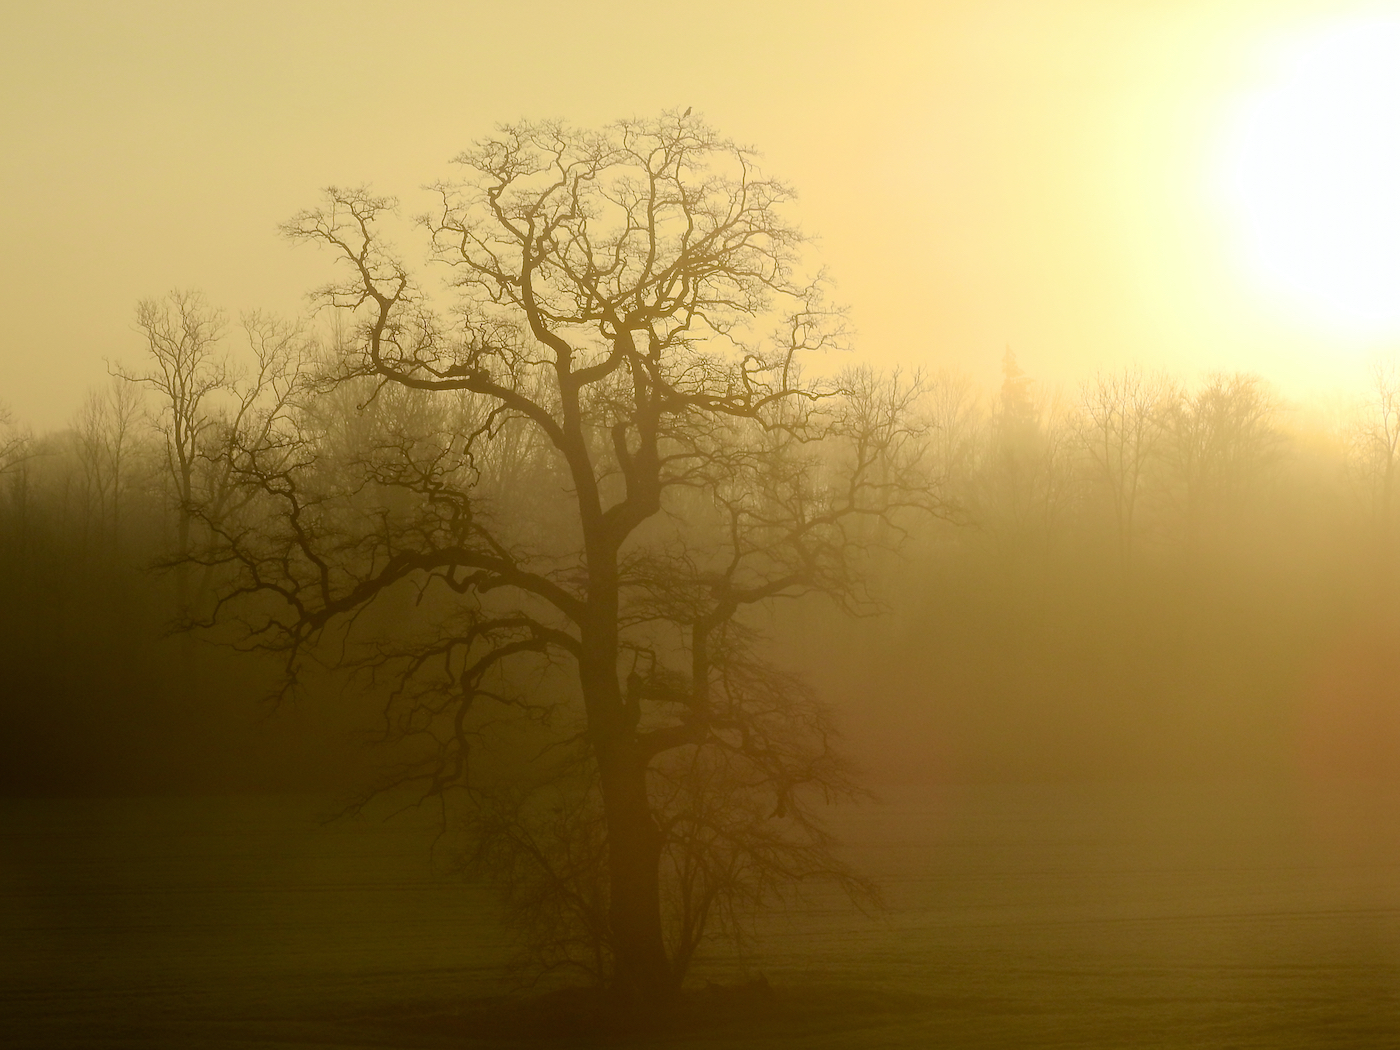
(4, 783, 1400, 1048)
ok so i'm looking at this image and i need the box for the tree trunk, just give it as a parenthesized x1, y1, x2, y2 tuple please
(596, 737, 675, 1003)
(579, 614, 675, 1002)
(577, 538, 675, 1002)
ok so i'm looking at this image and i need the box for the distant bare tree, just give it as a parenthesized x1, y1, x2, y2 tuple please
(1347, 358, 1400, 558)
(924, 369, 982, 501)
(979, 351, 1080, 559)
(119, 293, 305, 617)
(1160, 373, 1283, 558)
(1076, 368, 1169, 585)
(0, 403, 29, 475)
(0, 405, 35, 556)
(73, 378, 146, 553)
(119, 290, 229, 616)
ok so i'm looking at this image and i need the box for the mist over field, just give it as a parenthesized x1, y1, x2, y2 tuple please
(3, 356, 1399, 795)
(10, 350, 1400, 795)
(6, 2, 1400, 1046)
(6, 341, 1400, 1046)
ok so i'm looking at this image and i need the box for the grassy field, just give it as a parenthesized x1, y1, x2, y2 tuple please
(3, 783, 1399, 1048)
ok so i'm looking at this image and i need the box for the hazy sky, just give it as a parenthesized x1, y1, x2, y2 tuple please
(3, 0, 1397, 430)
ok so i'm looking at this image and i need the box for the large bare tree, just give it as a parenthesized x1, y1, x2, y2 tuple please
(194, 114, 934, 1003)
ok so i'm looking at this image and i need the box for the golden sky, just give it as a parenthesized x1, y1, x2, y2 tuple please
(2, 0, 1397, 429)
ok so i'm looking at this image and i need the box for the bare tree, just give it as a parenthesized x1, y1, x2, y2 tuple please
(978, 350, 1080, 559)
(119, 290, 229, 617)
(73, 378, 147, 554)
(1076, 368, 1169, 586)
(1347, 358, 1400, 562)
(0, 405, 36, 560)
(0, 402, 29, 476)
(1159, 372, 1283, 559)
(193, 114, 936, 1003)
(923, 369, 982, 501)
(119, 293, 305, 617)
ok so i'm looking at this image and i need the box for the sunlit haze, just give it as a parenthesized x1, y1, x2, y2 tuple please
(1220, 14, 1400, 334)
(4, 1, 1400, 430)
(12, 2, 1400, 1043)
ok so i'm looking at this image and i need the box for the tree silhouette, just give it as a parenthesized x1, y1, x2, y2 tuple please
(119, 292, 305, 621)
(191, 113, 935, 1003)
(1160, 373, 1282, 559)
(72, 378, 146, 557)
(980, 350, 1079, 558)
(1076, 368, 1169, 587)
(1348, 358, 1400, 570)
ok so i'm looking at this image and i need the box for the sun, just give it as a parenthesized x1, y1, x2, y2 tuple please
(1220, 16, 1400, 334)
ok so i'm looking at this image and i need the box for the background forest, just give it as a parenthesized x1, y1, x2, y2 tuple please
(3, 328, 1395, 796)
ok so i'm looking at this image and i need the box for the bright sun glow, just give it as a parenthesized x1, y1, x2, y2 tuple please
(1221, 16, 1400, 334)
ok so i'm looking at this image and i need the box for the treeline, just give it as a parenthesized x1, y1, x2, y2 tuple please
(928, 354, 1387, 579)
(806, 353, 1400, 783)
(0, 297, 373, 795)
(3, 320, 1398, 793)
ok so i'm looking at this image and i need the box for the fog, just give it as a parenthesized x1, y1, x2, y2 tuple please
(6, 2, 1400, 1046)
(6, 344, 1400, 1043)
(1, 1, 1390, 431)
(4, 358, 1398, 794)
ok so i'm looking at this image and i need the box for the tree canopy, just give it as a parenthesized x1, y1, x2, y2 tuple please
(188, 113, 935, 1002)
